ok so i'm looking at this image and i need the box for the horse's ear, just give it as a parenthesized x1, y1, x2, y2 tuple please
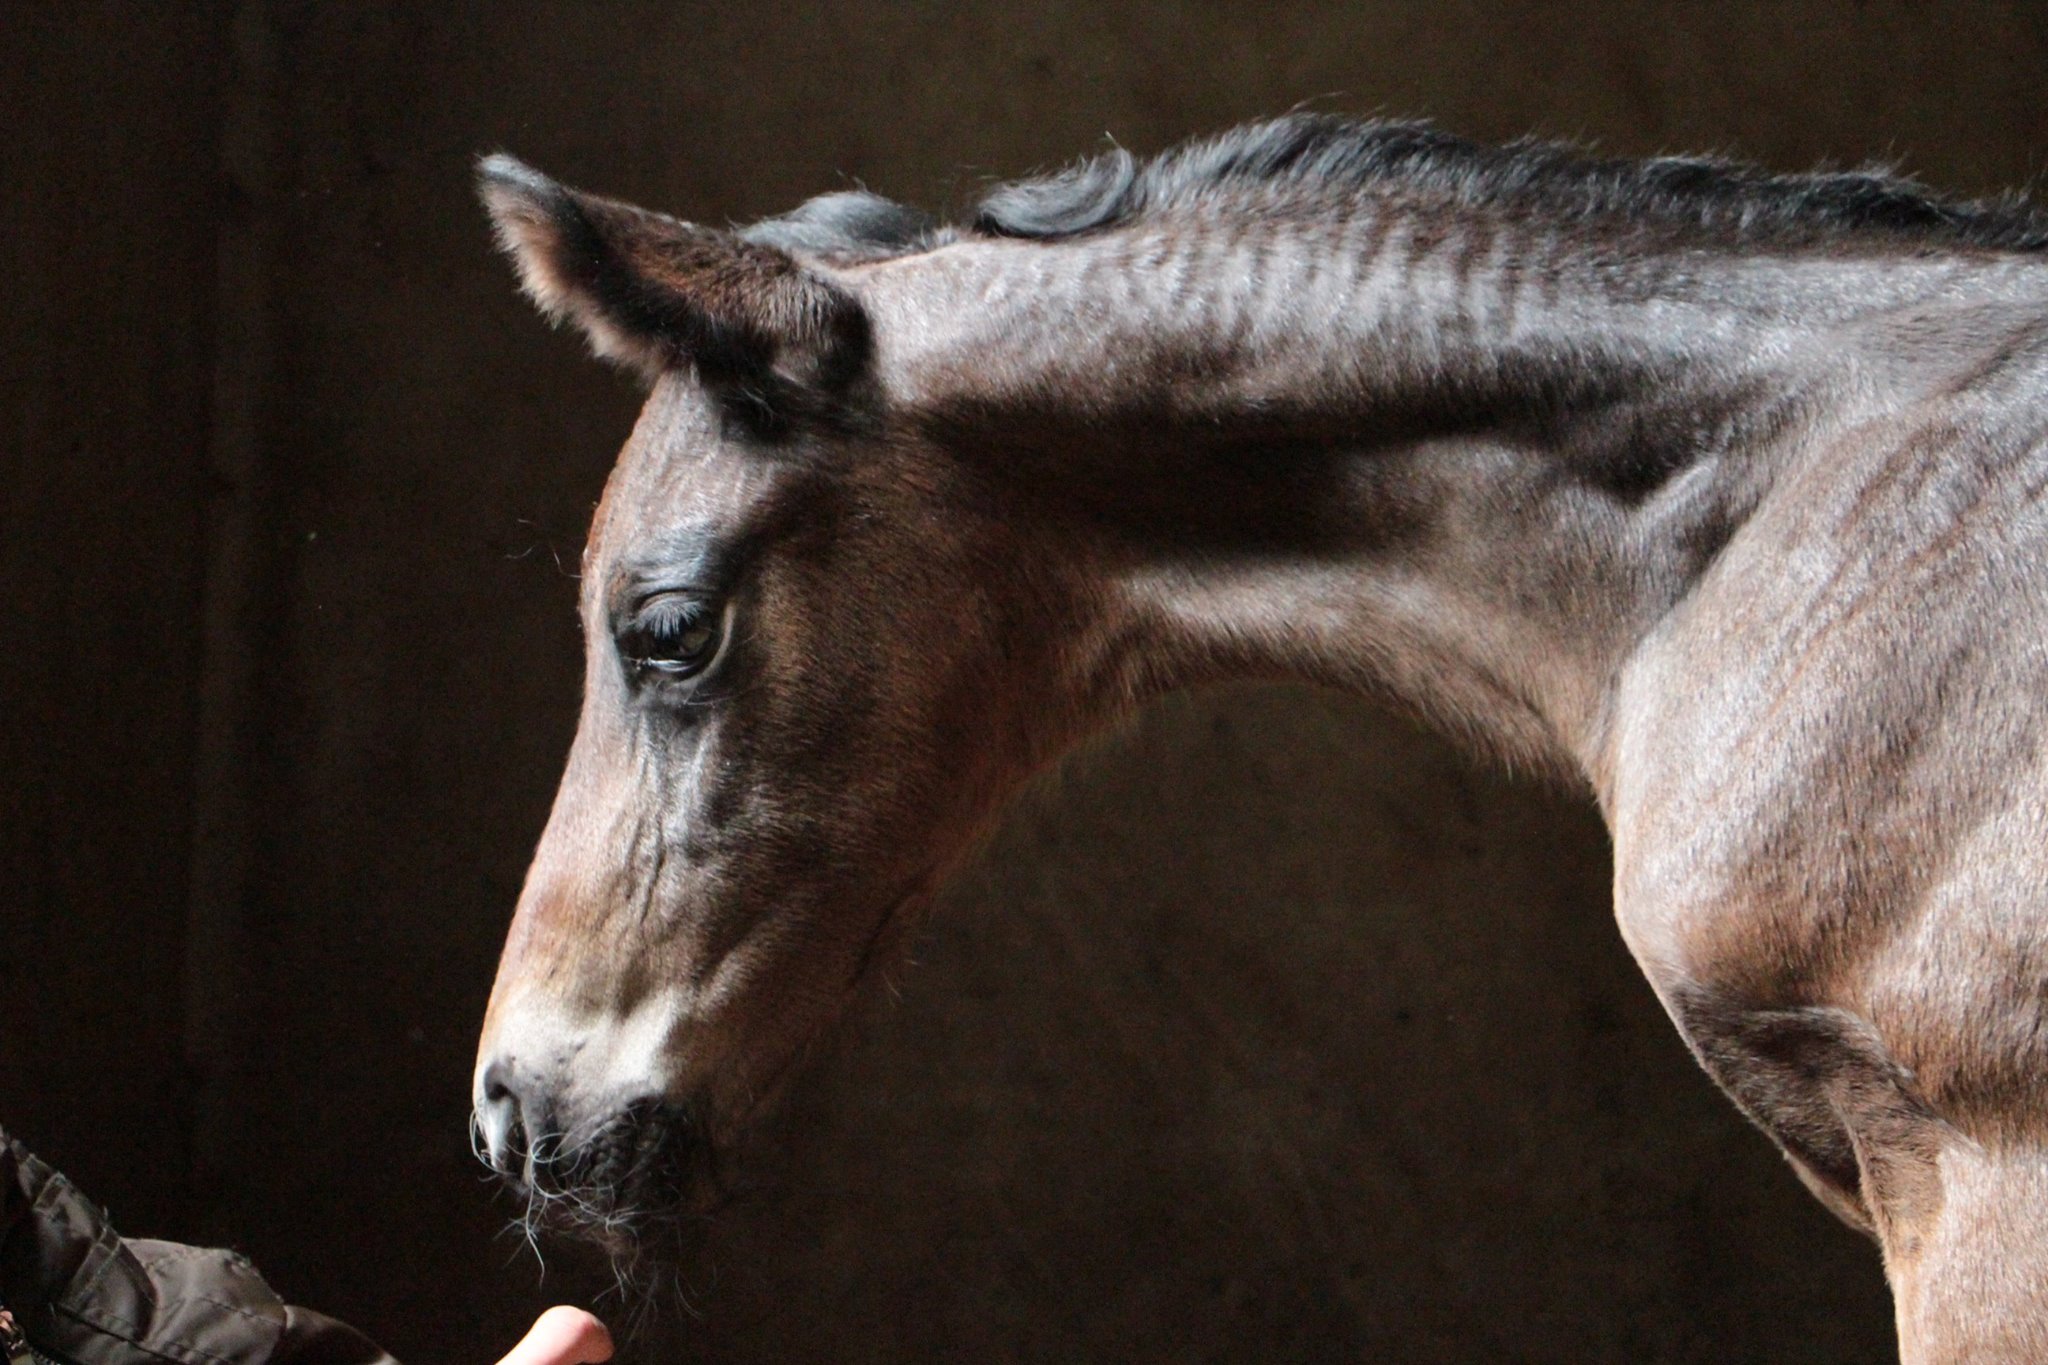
(477, 155, 866, 388)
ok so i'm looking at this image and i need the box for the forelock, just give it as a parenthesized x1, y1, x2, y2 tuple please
(741, 190, 945, 261)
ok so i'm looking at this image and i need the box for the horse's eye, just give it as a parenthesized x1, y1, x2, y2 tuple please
(622, 596, 726, 680)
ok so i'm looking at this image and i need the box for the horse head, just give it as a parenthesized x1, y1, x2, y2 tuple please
(470, 156, 1144, 1250)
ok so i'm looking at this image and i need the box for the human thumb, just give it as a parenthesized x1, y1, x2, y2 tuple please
(493, 1306, 614, 1365)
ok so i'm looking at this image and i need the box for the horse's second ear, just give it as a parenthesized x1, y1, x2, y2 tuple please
(477, 155, 866, 388)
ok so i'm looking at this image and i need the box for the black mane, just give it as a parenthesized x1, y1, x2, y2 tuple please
(746, 113, 2048, 260)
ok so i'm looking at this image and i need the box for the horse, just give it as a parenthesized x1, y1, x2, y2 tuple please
(469, 114, 2048, 1362)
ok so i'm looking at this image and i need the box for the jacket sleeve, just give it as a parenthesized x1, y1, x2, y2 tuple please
(0, 1129, 398, 1365)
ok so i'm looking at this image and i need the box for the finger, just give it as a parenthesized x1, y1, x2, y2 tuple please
(494, 1306, 614, 1365)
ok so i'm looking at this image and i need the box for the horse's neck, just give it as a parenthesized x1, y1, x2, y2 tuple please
(858, 203, 2048, 778)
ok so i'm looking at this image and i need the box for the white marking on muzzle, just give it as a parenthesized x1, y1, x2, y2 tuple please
(474, 985, 695, 1169)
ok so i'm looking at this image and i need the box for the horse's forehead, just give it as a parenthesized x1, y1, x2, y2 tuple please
(594, 381, 776, 550)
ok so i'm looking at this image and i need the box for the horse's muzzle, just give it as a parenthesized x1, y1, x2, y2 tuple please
(474, 1062, 711, 1235)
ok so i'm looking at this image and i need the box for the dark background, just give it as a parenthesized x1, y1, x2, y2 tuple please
(8, 3, 2046, 1361)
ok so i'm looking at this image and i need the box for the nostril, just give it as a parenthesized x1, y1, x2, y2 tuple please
(481, 1060, 515, 1106)
(475, 1059, 534, 1177)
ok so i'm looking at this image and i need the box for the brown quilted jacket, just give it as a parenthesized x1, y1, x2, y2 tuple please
(0, 1129, 396, 1365)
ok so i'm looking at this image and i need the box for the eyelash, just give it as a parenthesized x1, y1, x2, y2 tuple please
(621, 596, 729, 680)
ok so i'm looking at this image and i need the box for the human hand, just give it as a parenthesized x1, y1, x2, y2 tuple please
(493, 1306, 614, 1365)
